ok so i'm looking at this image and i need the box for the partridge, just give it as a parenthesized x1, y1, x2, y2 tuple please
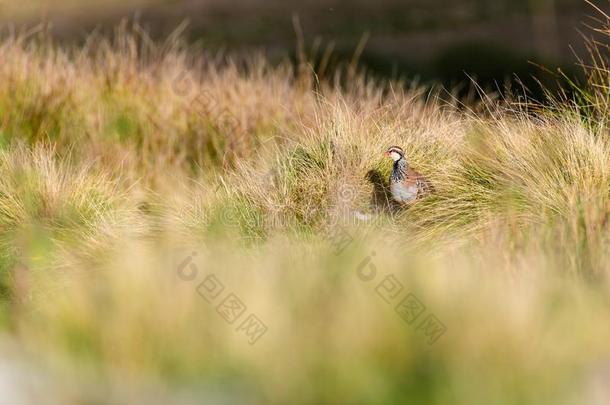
(385, 146, 432, 204)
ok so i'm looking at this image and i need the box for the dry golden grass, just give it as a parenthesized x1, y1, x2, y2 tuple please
(0, 16, 608, 404)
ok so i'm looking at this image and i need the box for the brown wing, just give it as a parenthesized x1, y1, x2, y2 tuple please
(405, 167, 433, 196)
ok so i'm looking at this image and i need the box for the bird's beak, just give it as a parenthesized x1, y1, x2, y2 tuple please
(384, 151, 389, 157)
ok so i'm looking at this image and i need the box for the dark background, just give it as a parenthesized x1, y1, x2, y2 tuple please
(2, 0, 609, 97)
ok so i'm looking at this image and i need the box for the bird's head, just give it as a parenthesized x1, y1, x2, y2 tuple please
(384, 146, 404, 162)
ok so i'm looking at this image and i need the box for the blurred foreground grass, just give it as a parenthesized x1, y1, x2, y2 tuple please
(0, 17, 608, 404)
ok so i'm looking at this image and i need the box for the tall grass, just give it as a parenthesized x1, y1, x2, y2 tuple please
(0, 16, 608, 404)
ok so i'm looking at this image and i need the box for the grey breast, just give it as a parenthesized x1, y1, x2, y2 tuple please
(390, 182, 419, 202)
